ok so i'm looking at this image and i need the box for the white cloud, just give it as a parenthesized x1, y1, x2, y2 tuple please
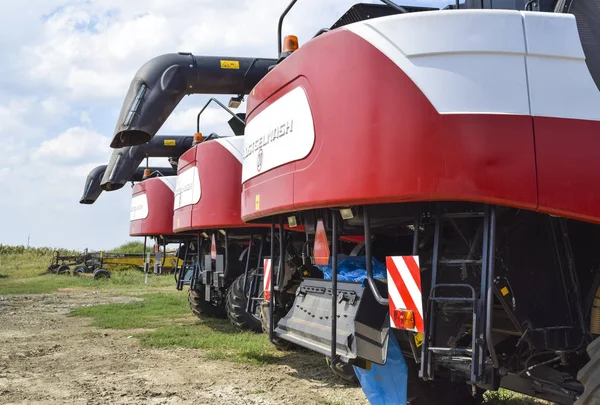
(0, 99, 35, 135)
(42, 96, 70, 117)
(0, 167, 10, 183)
(79, 111, 92, 126)
(32, 126, 110, 165)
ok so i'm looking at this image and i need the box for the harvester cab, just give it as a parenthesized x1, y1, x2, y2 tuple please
(238, 1, 600, 404)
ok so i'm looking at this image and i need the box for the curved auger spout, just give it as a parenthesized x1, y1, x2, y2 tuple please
(110, 53, 276, 148)
(101, 135, 192, 191)
(81, 165, 177, 204)
(80, 165, 107, 204)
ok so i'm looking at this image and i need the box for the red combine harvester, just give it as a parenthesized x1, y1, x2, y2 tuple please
(236, 2, 600, 405)
(130, 173, 192, 275)
(172, 132, 271, 331)
(170, 111, 355, 380)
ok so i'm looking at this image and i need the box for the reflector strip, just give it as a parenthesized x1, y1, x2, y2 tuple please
(211, 234, 217, 260)
(313, 220, 330, 265)
(263, 258, 272, 301)
(386, 256, 424, 333)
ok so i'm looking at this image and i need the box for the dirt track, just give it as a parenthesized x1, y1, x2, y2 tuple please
(0, 291, 367, 405)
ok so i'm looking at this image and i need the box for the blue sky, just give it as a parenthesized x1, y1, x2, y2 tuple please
(0, 0, 448, 250)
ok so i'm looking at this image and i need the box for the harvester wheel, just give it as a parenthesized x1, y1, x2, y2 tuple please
(325, 357, 358, 384)
(259, 303, 296, 351)
(225, 271, 262, 332)
(406, 360, 481, 405)
(576, 337, 600, 405)
(93, 268, 110, 280)
(57, 265, 70, 275)
(188, 288, 226, 318)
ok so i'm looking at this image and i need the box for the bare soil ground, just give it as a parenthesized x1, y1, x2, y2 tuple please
(0, 290, 367, 405)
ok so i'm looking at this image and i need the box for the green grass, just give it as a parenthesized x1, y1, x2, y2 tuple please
(484, 389, 550, 404)
(70, 292, 286, 365)
(70, 292, 189, 329)
(109, 241, 146, 254)
(0, 247, 174, 295)
(137, 321, 284, 365)
(0, 269, 174, 295)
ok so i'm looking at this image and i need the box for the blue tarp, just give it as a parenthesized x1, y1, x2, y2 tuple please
(354, 333, 408, 405)
(318, 256, 387, 284)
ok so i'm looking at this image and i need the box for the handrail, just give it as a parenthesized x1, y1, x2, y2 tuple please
(196, 97, 245, 134)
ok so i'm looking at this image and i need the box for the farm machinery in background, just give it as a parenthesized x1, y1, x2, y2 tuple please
(108, 0, 600, 404)
(46, 249, 183, 279)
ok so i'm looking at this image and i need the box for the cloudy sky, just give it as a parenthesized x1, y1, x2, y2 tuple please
(0, 0, 446, 250)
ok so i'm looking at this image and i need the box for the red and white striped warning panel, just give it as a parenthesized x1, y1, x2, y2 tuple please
(386, 256, 424, 333)
(263, 258, 272, 301)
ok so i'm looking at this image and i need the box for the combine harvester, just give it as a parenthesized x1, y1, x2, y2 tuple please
(172, 129, 268, 330)
(237, 2, 600, 404)
(129, 172, 193, 278)
(108, 0, 600, 402)
(109, 55, 357, 379)
(108, 50, 277, 325)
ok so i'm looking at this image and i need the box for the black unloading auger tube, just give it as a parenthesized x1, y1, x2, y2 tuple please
(101, 135, 193, 191)
(110, 54, 277, 148)
(80, 165, 176, 204)
(80, 165, 107, 204)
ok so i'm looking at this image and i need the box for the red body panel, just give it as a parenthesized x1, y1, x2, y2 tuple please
(242, 30, 539, 221)
(130, 178, 174, 236)
(535, 117, 600, 223)
(173, 141, 261, 233)
(242, 29, 600, 224)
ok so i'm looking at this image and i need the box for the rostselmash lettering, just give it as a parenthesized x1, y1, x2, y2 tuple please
(130, 204, 144, 213)
(244, 120, 293, 159)
(174, 183, 192, 196)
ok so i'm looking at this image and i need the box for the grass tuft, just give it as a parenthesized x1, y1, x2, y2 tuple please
(70, 292, 286, 366)
(138, 321, 284, 365)
(70, 293, 189, 329)
(109, 241, 146, 254)
(0, 269, 174, 295)
(484, 389, 551, 404)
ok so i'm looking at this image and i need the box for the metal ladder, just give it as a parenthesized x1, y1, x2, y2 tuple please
(421, 205, 499, 389)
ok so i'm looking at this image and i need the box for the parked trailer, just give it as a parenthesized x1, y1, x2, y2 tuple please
(47, 250, 182, 279)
